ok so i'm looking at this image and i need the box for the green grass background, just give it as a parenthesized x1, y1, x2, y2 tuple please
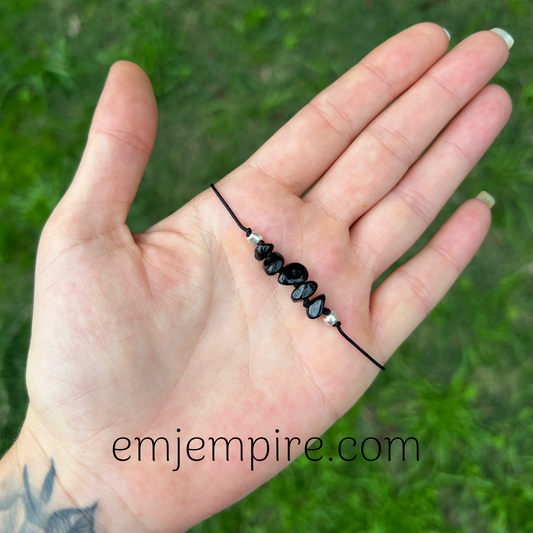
(0, 0, 531, 531)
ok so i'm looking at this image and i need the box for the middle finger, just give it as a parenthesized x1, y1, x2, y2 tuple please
(303, 30, 510, 227)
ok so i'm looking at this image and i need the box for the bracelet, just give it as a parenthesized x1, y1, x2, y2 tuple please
(210, 183, 385, 371)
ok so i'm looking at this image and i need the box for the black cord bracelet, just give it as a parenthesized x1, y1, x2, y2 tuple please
(210, 183, 385, 371)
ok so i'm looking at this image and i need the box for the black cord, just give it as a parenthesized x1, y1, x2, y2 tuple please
(210, 183, 252, 236)
(334, 323, 385, 371)
(210, 182, 385, 371)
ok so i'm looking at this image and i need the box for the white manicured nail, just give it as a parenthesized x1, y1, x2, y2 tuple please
(475, 191, 496, 209)
(441, 27, 451, 40)
(490, 28, 514, 49)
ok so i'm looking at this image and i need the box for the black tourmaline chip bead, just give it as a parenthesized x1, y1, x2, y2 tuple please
(305, 294, 326, 319)
(291, 281, 318, 302)
(254, 243, 274, 261)
(278, 263, 309, 286)
(263, 252, 284, 276)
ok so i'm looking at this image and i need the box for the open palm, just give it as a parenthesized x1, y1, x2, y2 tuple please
(20, 23, 510, 533)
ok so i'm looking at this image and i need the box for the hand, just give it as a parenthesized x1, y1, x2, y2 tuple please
(1, 23, 511, 533)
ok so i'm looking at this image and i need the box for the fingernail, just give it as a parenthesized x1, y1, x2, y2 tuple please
(475, 191, 496, 209)
(441, 27, 451, 40)
(490, 28, 514, 49)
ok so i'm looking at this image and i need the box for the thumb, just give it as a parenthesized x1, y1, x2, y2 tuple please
(56, 61, 158, 237)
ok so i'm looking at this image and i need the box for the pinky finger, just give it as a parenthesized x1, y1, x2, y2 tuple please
(369, 196, 493, 362)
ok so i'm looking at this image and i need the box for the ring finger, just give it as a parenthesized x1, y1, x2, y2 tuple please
(303, 29, 511, 228)
(350, 83, 511, 280)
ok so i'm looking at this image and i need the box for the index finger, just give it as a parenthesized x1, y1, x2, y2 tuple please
(243, 22, 450, 196)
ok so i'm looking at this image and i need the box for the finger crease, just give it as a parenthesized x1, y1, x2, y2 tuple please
(245, 159, 289, 189)
(307, 99, 354, 142)
(352, 238, 387, 275)
(91, 127, 153, 157)
(429, 242, 462, 276)
(358, 60, 397, 99)
(394, 185, 433, 225)
(425, 73, 462, 112)
(367, 123, 417, 165)
(439, 138, 475, 168)
(397, 268, 434, 316)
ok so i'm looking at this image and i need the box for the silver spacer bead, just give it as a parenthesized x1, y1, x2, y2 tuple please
(247, 232, 263, 245)
(323, 311, 338, 326)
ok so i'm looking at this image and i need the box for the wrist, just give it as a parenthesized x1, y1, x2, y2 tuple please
(0, 434, 95, 532)
(0, 409, 148, 533)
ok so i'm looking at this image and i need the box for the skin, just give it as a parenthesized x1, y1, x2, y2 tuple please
(0, 22, 512, 533)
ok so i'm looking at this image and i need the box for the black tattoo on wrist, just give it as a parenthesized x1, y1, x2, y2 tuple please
(0, 458, 98, 533)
